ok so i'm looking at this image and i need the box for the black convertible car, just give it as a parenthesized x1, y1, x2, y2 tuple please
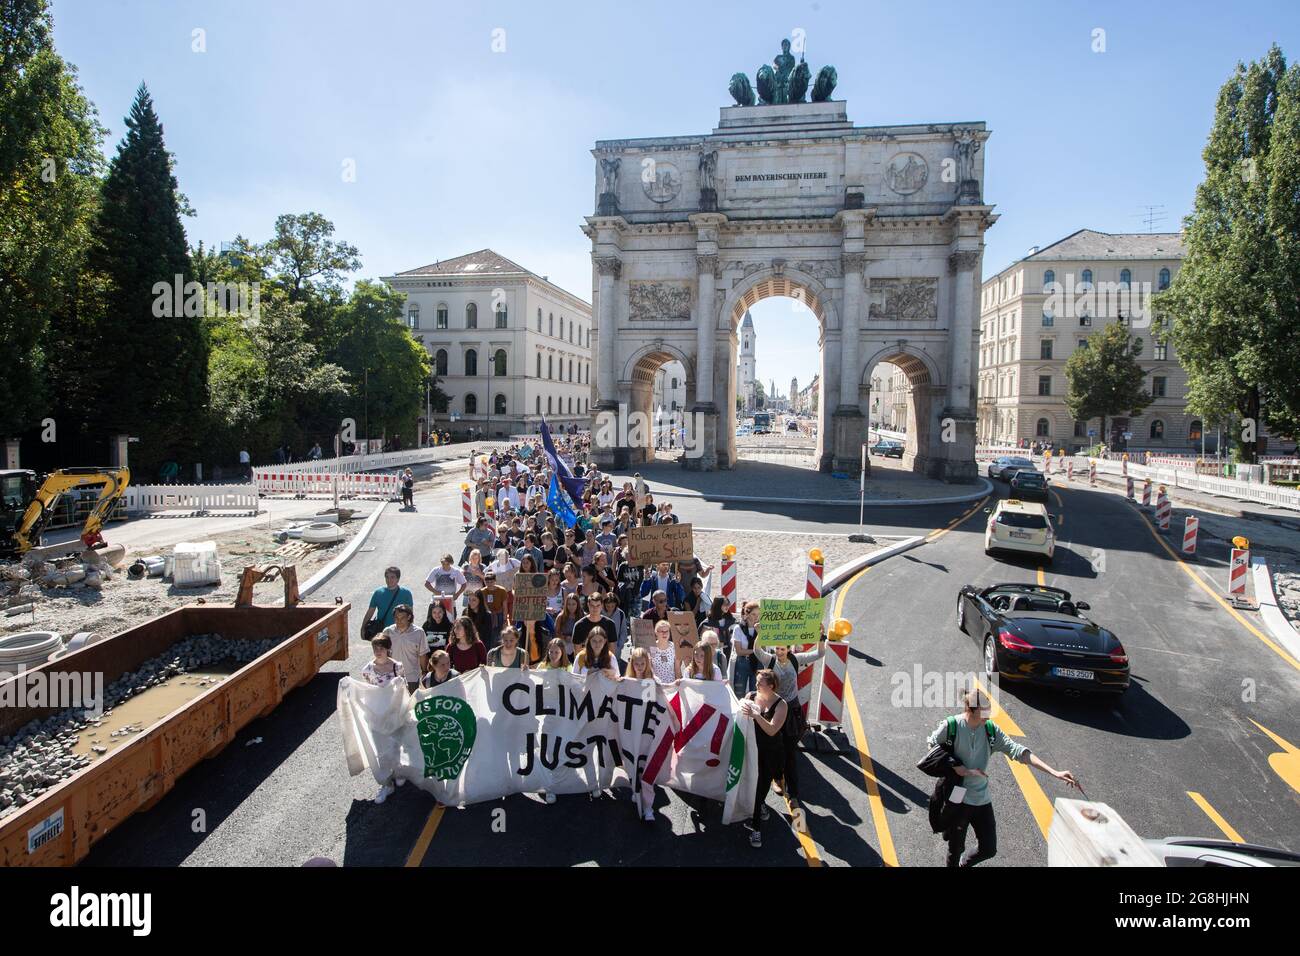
(955, 583, 1130, 696)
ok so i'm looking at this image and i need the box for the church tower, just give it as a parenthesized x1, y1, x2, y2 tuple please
(738, 310, 756, 411)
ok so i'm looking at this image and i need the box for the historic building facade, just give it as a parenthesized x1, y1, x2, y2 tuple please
(383, 250, 592, 438)
(737, 311, 757, 411)
(583, 44, 995, 478)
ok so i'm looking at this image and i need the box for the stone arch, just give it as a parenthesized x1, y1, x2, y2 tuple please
(719, 266, 837, 333)
(614, 341, 697, 467)
(859, 344, 947, 477)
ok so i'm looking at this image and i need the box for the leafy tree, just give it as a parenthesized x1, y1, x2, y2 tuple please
(1064, 322, 1151, 449)
(326, 280, 433, 447)
(0, 0, 104, 438)
(72, 83, 207, 474)
(1155, 46, 1300, 461)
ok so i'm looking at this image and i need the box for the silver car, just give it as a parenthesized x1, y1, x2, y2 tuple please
(988, 456, 1034, 480)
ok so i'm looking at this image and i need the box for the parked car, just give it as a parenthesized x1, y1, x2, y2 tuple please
(988, 456, 1035, 480)
(1144, 837, 1300, 867)
(955, 581, 1129, 696)
(1008, 469, 1049, 502)
(984, 499, 1056, 563)
(869, 440, 904, 459)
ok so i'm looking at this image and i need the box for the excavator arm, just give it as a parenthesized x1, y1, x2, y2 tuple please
(14, 467, 131, 553)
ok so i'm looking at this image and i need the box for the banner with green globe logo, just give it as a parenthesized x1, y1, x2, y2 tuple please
(415, 695, 477, 780)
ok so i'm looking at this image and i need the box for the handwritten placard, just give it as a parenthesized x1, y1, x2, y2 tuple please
(630, 617, 658, 651)
(627, 522, 694, 566)
(668, 610, 698, 671)
(757, 598, 825, 647)
(513, 572, 549, 622)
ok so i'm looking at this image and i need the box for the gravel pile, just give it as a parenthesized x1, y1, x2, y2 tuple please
(1272, 565, 1300, 626)
(0, 633, 283, 817)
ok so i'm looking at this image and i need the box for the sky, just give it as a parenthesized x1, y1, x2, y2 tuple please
(50, 0, 1300, 391)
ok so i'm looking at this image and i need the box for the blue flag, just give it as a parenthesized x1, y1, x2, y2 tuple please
(547, 474, 578, 529)
(539, 418, 587, 503)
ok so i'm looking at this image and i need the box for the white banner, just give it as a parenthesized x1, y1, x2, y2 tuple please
(337, 669, 758, 824)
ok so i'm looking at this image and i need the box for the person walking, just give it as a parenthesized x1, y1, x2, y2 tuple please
(383, 604, 427, 693)
(927, 688, 1080, 867)
(739, 669, 786, 848)
(362, 567, 414, 641)
(752, 628, 827, 810)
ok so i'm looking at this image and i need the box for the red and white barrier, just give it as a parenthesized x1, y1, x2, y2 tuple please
(720, 557, 737, 613)
(797, 556, 825, 720)
(1067, 460, 1074, 481)
(1121, 456, 1129, 477)
(461, 485, 472, 529)
(1229, 548, 1249, 596)
(254, 470, 399, 500)
(1155, 487, 1171, 531)
(1088, 461, 1097, 486)
(814, 637, 848, 727)
(1141, 479, 1152, 508)
(1182, 516, 1198, 555)
(1125, 476, 1134, 500)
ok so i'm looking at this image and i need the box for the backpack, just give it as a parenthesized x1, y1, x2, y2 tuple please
(926, 716, 999, 834)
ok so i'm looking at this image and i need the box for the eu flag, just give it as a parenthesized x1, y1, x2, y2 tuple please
(547, 474, 579, 529)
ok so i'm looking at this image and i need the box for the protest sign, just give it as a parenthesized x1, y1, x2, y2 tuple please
(337, 669, 757, 822)
(513, 572, 549, 621)
(668, 610, 698, 671)
(628, 523, 694, 566)
(630, 617, 658, 650)
(757, 598, 825, 647)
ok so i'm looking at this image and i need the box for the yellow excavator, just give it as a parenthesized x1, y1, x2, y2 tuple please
(0, 467, 131, 558)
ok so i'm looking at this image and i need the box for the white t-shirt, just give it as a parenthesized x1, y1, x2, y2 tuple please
(684, 664, 724, 681)
(384, 624, 426, 679)
(239, 450, 250, 464)
(426, 565, 466, 596)
(490, 556, 521, 591)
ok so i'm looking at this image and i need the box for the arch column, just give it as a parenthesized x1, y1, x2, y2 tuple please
(684, 219, 723, 471)
(591, 254, 626, 468)
(830, 248, 869, 474)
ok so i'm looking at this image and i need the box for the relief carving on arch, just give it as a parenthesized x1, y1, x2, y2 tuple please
(867, 278, 939, 321)
(628, 281, 693, 321)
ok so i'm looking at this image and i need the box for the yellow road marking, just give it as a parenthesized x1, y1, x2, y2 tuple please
(1247, 721, 1300, 795)
(843, 677, 900, 867)
(1187, 791, 1245, 842)
(1037, 566, 1046, 587)
(405, 804, 446, 867)
(1132, 504, 1300, 673)
(925, 496, 989, 544)
(785, 795, 823, 866)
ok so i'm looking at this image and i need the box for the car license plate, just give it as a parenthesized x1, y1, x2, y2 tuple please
(1051, 666, 1094, 680)
(1009, 530, 1031, 539)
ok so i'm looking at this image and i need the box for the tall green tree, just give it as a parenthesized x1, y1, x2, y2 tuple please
(0, 0, 104, 438)
(1064, 322, 1151, 449)
(71, 83, 208, 473)
(266, 212, 359, 343)
(1155, 46, 1300, 461)
(327, 280, 432, 447)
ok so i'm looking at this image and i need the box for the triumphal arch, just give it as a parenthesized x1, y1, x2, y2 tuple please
(584, 41, 996, 480)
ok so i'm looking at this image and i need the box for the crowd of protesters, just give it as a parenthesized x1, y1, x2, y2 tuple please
(357, 431, 825, 845)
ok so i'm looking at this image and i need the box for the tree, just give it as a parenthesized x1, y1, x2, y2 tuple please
(1064, 322, 1151, 449)
(326, 281, 431, 447)
(0, 0, 104, 438)
(754, 380, 766, 409)
(72, 83, 207, 473)
(1154, 46, 1300, 461)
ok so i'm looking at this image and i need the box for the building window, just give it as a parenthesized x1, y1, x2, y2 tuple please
(436, 306, 448, 329)
(1189, 419, 1203, 441)
(1040, 340, 1053, 360)
(568, 359, 573, 381)
(1159, 268, 1171, 290)
(407, 304, 420, 329)
(536, 353, 542, 377)
(1150, 419, 1165, 439)
(559, 317, 565, 340)
(1153, 342, 1168, 360)
(548, 355, 553, 379)
(536, 396, 541, 414)
(466, 303, 478, 329)
(549, 314, 553, 336)
(464, 349, 478, 377)
(1080, 269, 1093, 288)
(1042, 310, 1054, 327)
(465, 393, 477, 414)
(537, 308, 542, 331)
(1152, 376, 1167, 398)
(1036, 418, 1050, 437)
(1077, 338, 1088, 350)
(547, 396, 553, 414)
(435, 349, 448, 376)
(493, 349, 507, 376)
(1074, 421, 1087, 438)
(495, 305, 508, 329)
(1119, 269, 1131, 288)
(495, 394, 507, 415)
(1037, 375, 1051, 396)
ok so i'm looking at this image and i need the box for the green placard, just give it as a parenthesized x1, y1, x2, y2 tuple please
(757, 598, 825, 646)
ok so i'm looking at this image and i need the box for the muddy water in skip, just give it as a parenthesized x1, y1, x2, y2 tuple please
(72, 662, 242, 760)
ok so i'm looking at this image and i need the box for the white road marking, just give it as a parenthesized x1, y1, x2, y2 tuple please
(1124, 644, 1224, 664)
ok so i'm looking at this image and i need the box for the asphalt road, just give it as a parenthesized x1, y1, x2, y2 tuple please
(78, 461, 1300, 867)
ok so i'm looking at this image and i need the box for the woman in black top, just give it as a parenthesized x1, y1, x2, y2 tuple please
(683, 577, 708, 626)
(741, 669, 787, 849)
(463, 590, 493, 651)
(703, 596, 737, 653)
(423, 601, 454, 651)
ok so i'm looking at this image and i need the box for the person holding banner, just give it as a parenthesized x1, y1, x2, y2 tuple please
(730, 601, 761, 697)
(539, 637, 570, 671)
(487, 626, 528, 670)
(420, 650, 458, 689)
(554, 592, 583, 656)
(752, 626, 827, 808)
(648, 619, 678, 683)
(601, 593, 629, 657)
(571, 627, 620, 679)
(739, 669, 787, 848)
(682, 640, 724, 681)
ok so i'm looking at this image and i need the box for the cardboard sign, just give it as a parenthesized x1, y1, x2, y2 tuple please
(513, 572, 549, 622)
(668, 610, 698, 671)
(630, 617, 658, 651)
(627, 522, 694, 566)
(757, 598, 825, 647)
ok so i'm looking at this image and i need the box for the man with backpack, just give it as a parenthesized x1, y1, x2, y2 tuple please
(926, 689, 1080, 867)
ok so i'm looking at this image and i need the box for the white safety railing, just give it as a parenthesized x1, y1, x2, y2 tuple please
(1058, 456, 1300, 512)
(124, 484, 260, 515)
(258, 440, 514, 477)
